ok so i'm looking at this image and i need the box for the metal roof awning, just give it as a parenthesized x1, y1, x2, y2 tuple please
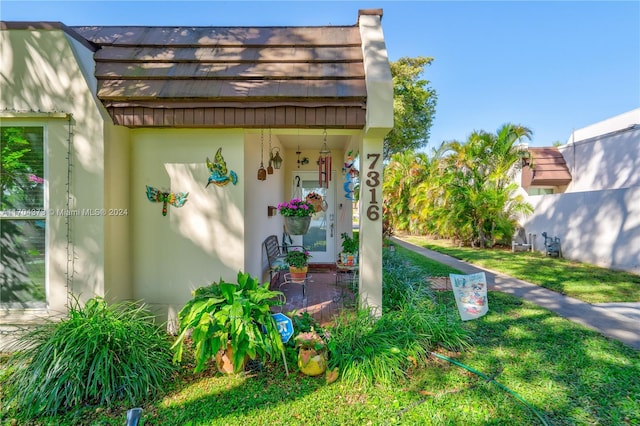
(521, 147, 572, 188)
(71, 18, 372, 129)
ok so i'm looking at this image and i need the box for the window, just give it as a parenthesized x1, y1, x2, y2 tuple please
(1, 126, 46, 308)
(528, 187, 554, 196)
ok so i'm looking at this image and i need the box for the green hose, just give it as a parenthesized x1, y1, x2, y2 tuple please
(429, 351, 551, 426)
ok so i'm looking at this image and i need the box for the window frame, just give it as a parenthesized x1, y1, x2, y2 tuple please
(0, 122, 49, 309)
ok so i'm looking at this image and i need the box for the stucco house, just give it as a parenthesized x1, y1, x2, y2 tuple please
(515, 108, 640, 273)
(0, 9, 393, 336)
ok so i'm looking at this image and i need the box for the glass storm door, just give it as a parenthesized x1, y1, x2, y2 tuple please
(290, 171, 335, 264)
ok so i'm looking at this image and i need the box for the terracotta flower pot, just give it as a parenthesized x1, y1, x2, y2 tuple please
(215, 343, 246, 374)
(289, 265, 308, 281)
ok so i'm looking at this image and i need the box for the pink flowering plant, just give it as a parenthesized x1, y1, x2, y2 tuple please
(277, 198, 315, 217)
(284, 249, 311, 268)
(294, 329, 326, 351)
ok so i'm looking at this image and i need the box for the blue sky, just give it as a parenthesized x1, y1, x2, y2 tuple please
(1, 1, 638, 149)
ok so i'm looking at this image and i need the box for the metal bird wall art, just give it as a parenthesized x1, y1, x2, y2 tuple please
(206, 147, 238, 187)
(146, 185, 189, 216)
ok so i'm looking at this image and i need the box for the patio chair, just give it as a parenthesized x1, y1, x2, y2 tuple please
(263, 234, 304, 287)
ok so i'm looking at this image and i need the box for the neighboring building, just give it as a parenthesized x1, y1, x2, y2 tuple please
(516, 108, 640, 273)
(520, 147, 572, 195)
(0, 10, 393, 339)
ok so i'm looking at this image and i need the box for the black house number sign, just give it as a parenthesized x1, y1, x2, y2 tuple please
(365, 153, 381, 221)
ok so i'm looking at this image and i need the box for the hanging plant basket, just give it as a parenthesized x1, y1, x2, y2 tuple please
(284, 216, 311, 235)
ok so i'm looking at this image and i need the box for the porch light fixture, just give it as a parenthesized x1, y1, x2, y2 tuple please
(269, 147, 283, 170)
(257, 129, 267, 181)
(318, 129, 332, 188)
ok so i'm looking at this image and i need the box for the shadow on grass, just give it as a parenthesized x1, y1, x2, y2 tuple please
(405, 238, 640, 303)
(433, 291, 640, 425)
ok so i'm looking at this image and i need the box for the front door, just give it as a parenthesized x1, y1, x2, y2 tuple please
(291, 171, 335, 264)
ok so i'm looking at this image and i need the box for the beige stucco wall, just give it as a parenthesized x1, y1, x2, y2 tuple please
(243, 131, 285, 284)
(129, 129, 245, 327)
(358, 13, 394, 313)
(1, 27, 111, 320)
(103, 124, 131, 303)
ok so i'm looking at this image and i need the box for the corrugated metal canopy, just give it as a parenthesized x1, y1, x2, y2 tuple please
(71, 14, 372, 128)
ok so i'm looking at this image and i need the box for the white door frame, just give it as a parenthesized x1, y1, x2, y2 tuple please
(290, 171, 336, 264)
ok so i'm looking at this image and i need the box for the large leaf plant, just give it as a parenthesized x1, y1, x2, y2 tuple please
(172, 272, 285, 373)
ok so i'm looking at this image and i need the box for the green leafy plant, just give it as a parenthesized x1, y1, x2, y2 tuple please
(172, 272, 285, 373)
(340, 232, 358, 254)
(294, 330, 326, 351)
(282, 310, 324, 364)
(284, 249, 311, 268)
(1, 296, 176, 418)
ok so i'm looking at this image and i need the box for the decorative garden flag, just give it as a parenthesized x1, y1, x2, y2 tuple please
(449, 272, 489, 321)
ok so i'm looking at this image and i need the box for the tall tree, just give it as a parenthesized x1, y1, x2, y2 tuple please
(384, 57, 437, 160)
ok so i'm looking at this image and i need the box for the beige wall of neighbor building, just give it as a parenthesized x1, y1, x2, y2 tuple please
(519, 109, 640, 273)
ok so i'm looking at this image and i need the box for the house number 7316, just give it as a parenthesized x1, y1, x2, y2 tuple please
(365, 153, 381, 221)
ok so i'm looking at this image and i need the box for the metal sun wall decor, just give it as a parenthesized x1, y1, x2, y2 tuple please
(146, 186, 189, 216)
(206, 147, 238, 187)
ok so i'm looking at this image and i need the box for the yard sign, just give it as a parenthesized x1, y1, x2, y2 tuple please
(449, 272, 489, 321)
(272, 312, 294, 343)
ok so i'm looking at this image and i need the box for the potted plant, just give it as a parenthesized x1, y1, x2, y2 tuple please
(171, 272, 285, 374)
(305, 191, 324, 212)
(340, 232, 359, 266)
(285, 249, 311, 280)
(278, 198, 316, 235)
(294, 329, 328, 376)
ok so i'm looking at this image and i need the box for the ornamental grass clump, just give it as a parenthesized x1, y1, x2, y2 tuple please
(2, 296, 176, 419)
(324, 248, 471, 386)
(277, 198, 315, 217)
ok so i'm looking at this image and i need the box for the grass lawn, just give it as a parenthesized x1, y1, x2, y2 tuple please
(396, 235, 640, 304)
(3, 247, 639, 425)
(9, 294, 638, 426)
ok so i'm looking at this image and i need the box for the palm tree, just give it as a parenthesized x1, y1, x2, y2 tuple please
(430, 124, 533, 247)
(383, 150, 429, 233)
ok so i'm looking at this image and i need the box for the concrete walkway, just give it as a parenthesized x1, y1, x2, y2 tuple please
(392, 238, 640, 351)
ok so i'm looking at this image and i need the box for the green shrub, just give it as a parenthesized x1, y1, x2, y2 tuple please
(2, 296, 176, 418)
(324, 249, 470, 386)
